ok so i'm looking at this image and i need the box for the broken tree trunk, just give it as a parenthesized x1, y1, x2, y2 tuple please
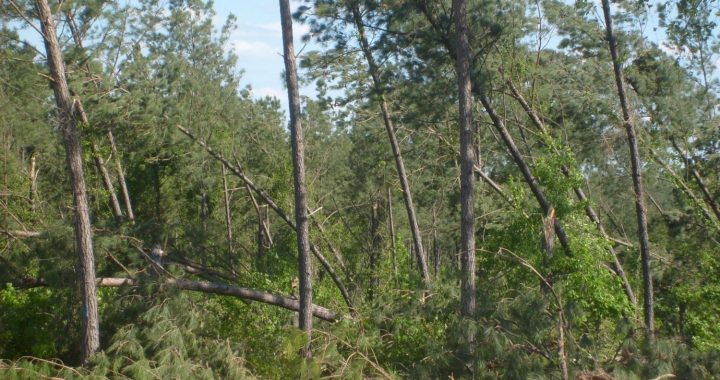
(670, 138, 720, 224)
(74, 101, 124, 220)
(479, 95, 572, 255)
(369, 200, 382, 298)
(506, 78, 637, 307)
(221, 165, 235, 263)
(107, 130, 135, 222)
(647, 146, 720, 231)
(29, 150, 38, 212)
(388, 187, 399, 285)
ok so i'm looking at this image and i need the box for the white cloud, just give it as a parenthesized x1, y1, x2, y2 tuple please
(658, 43, 682, 57)
(253, 87, 284, 100)
(231, 21, 310, 39)
(253, 22, 282, 34)
(231, 40, 278, 59)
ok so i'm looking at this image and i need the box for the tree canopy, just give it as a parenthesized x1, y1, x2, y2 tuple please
(1, 0, 719, 378)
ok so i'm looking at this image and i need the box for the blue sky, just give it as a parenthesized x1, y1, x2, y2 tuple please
(7, 0, 318, 113)
(8, 0, 716, 110)
(211, 0, 318, 110)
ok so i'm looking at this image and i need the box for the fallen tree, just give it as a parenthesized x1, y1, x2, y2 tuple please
(11, 277, 338, 322)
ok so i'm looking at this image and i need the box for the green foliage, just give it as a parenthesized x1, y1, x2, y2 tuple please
(1, 0, 720, 378)
(0, 285, 60, 358)
(94, 294, 254, 379)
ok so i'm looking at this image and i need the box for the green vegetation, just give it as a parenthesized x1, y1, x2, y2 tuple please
(1, 0, 719, 378)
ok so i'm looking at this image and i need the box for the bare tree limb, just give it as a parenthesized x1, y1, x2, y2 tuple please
(1, 230, 41, 238)
(669, 138, 720, 224)
(350, 3, 430, 285)
(10, 276, 337, 322)
(175, 124, 354, 310)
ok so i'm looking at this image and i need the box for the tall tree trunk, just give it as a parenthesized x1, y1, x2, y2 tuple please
(453, 0, 477, 330)
(350, 5, 431, 285)
(418, 3, 572, 255)
(36, 0, 99, 365)
(601, 0, 654, 338)
(279, 0, 313, 355)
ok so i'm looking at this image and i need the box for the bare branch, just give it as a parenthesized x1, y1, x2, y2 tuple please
(10, 276, 338, 322)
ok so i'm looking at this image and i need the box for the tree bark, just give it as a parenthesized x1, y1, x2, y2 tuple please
(601, 0, 654, 338)
(279, 0, 313, 354)
(36, 0, 99, 365)
(453, 0, 477, 321)
(350, 5, 431, 286)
